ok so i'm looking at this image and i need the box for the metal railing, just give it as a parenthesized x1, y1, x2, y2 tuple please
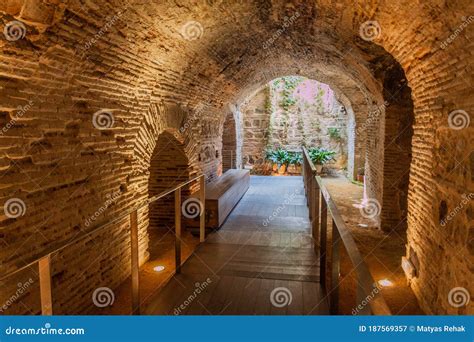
(0, 174, 207, 315)
(302, 147, 391, 315)
(221, 150, 235, 170)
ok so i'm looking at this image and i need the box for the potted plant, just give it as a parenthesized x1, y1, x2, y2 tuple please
(287, 152, 303, 174)
(265, 149, 278, 172)
(308, 147, 336, 173)
(265, 148, 289, 174)
(274, 148, 289, 174)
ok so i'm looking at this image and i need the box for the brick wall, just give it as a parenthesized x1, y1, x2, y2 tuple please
(0, 0, 471, 315)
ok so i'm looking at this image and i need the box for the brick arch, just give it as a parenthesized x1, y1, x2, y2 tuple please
(148, 130, 199, 230)
(221, 111, 238, 171)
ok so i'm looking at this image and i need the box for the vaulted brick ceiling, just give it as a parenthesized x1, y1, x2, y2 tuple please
(0, 0, 472, 315)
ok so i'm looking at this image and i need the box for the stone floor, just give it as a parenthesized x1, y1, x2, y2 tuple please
(321, 174, 423, 315)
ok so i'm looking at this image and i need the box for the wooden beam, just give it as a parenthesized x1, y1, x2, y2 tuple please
(175, 188, 182, 273)
(38, 254, 53, 315)
(199, 175, 206, 242)
(130, 210, 140, 315)
(319, 191, 327, 289)
(330, 219, 340, 315)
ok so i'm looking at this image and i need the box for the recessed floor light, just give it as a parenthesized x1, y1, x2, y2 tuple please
(378, 279, 393, 287)
(153, 266, 165, 272)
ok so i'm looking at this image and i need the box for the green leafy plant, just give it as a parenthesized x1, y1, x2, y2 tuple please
(308, 147, 336, 165)
(288, 152, 303, 166)
(328, 127, 341, 140)
(265, 148, 290, 166)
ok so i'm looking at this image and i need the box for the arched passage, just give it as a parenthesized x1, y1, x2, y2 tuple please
(0, 0, 471, 315)
(221, 112, 237, 171)
(148, 130, 198, 230)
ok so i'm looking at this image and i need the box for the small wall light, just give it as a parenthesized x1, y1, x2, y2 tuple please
(153, 266, 165, 272)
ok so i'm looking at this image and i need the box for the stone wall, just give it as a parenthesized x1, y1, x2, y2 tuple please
(241, 78, 347, 170)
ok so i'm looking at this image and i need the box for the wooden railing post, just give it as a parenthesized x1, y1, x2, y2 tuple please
(319, 190, 327, 289)
(356, 273, 372, 315)
(175, 188, 182, 273)
(199, 175, 206, 243)
(130, 209, 140, 314)
(330, 218, 340, 315)
(38, 254, 53, 315)
(311, 174, 320, 247)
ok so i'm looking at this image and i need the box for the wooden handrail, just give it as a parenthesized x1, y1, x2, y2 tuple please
(1, 174, 205, 281)
(1, 174, 207, 315)
(301, 147, 391, 315)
